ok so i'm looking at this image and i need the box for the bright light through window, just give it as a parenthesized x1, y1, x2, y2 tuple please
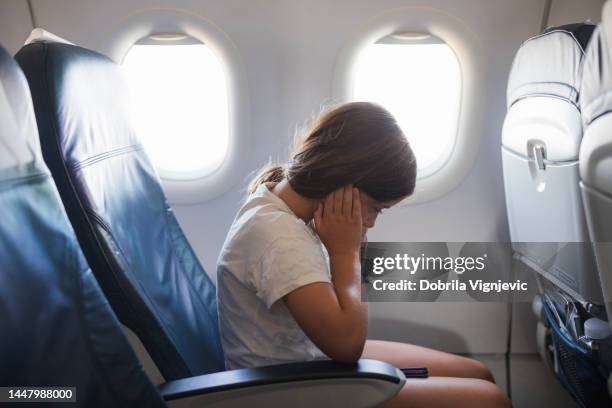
(123, 41, 229, 180)
(354, 38, 461, 177)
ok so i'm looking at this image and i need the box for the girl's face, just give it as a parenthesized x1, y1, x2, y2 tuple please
(359, 191, 406, 241)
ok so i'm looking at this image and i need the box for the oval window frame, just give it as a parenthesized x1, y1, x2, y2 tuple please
(122, 34, 230, 181)
(332, 6, 484, 205)
(352, 33, 462, 178)
(105, 8, 250, 204)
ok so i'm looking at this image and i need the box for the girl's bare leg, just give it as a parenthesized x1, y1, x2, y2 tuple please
(380, 378, 511, 408)
(364, 340, 511, 407)
(364, 340, 495, 382)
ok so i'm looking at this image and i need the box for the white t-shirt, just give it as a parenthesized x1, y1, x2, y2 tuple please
(216, 182, 332, 369)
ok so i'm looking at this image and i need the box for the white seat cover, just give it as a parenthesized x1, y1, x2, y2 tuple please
(502, 23, 602, 303)
(580, 21, 612, 324)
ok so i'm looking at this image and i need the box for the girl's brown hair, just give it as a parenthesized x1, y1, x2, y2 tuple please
(249, 102, 417, 202)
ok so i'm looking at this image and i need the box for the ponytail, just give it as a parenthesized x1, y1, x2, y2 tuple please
(247, 163, 285, 195)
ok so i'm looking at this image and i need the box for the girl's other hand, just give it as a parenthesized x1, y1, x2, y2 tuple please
(314, 185, 362, 257)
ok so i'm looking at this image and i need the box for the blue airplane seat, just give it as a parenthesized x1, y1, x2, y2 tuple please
(15, 40, 225, 381)
(0, 42, 165, 408)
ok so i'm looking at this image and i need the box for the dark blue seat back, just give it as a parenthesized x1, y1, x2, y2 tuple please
(0, 44, 164, 407)
(15, 42, 225, 381)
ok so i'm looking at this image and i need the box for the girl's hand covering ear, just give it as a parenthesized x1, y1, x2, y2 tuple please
(314, 185, 362, 257)
(285, 185, 367, 363)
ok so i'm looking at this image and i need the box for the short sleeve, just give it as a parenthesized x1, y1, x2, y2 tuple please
(254, 235, 331, 309)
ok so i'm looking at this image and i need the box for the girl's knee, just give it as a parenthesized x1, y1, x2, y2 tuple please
(384, 378, 511, 408)
(478, 380, 512, 408)
(474, 360, 496, 383)
(458, 379, 511, 408)
(464, 358, 496, 383)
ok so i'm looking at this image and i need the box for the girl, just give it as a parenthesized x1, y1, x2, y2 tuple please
(217, 102, 511, 407)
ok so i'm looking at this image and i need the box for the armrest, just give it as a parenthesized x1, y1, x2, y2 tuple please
(159, 359, 405, 408)
(159, 358, 402, 399)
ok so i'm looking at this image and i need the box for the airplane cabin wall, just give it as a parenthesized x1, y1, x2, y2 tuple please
(0, 1, 605, 406)
(0, 1, 33, 54)
(548, 0, 605, 26)
(10, 0, 538, 276)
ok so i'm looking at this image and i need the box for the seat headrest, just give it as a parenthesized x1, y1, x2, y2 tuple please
(507, 22, 596, 108)
(580, 24, 612, 125)
(16, 41, 139, 168)
(0, 45, 44, 175)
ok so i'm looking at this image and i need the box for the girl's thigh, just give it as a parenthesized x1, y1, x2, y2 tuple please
(378, 377, 511, 408)
(363, 340, 495, 382)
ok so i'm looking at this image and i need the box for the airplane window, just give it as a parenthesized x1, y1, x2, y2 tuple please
(353, 34, 461, 178)
(123, 35, 229, 180)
